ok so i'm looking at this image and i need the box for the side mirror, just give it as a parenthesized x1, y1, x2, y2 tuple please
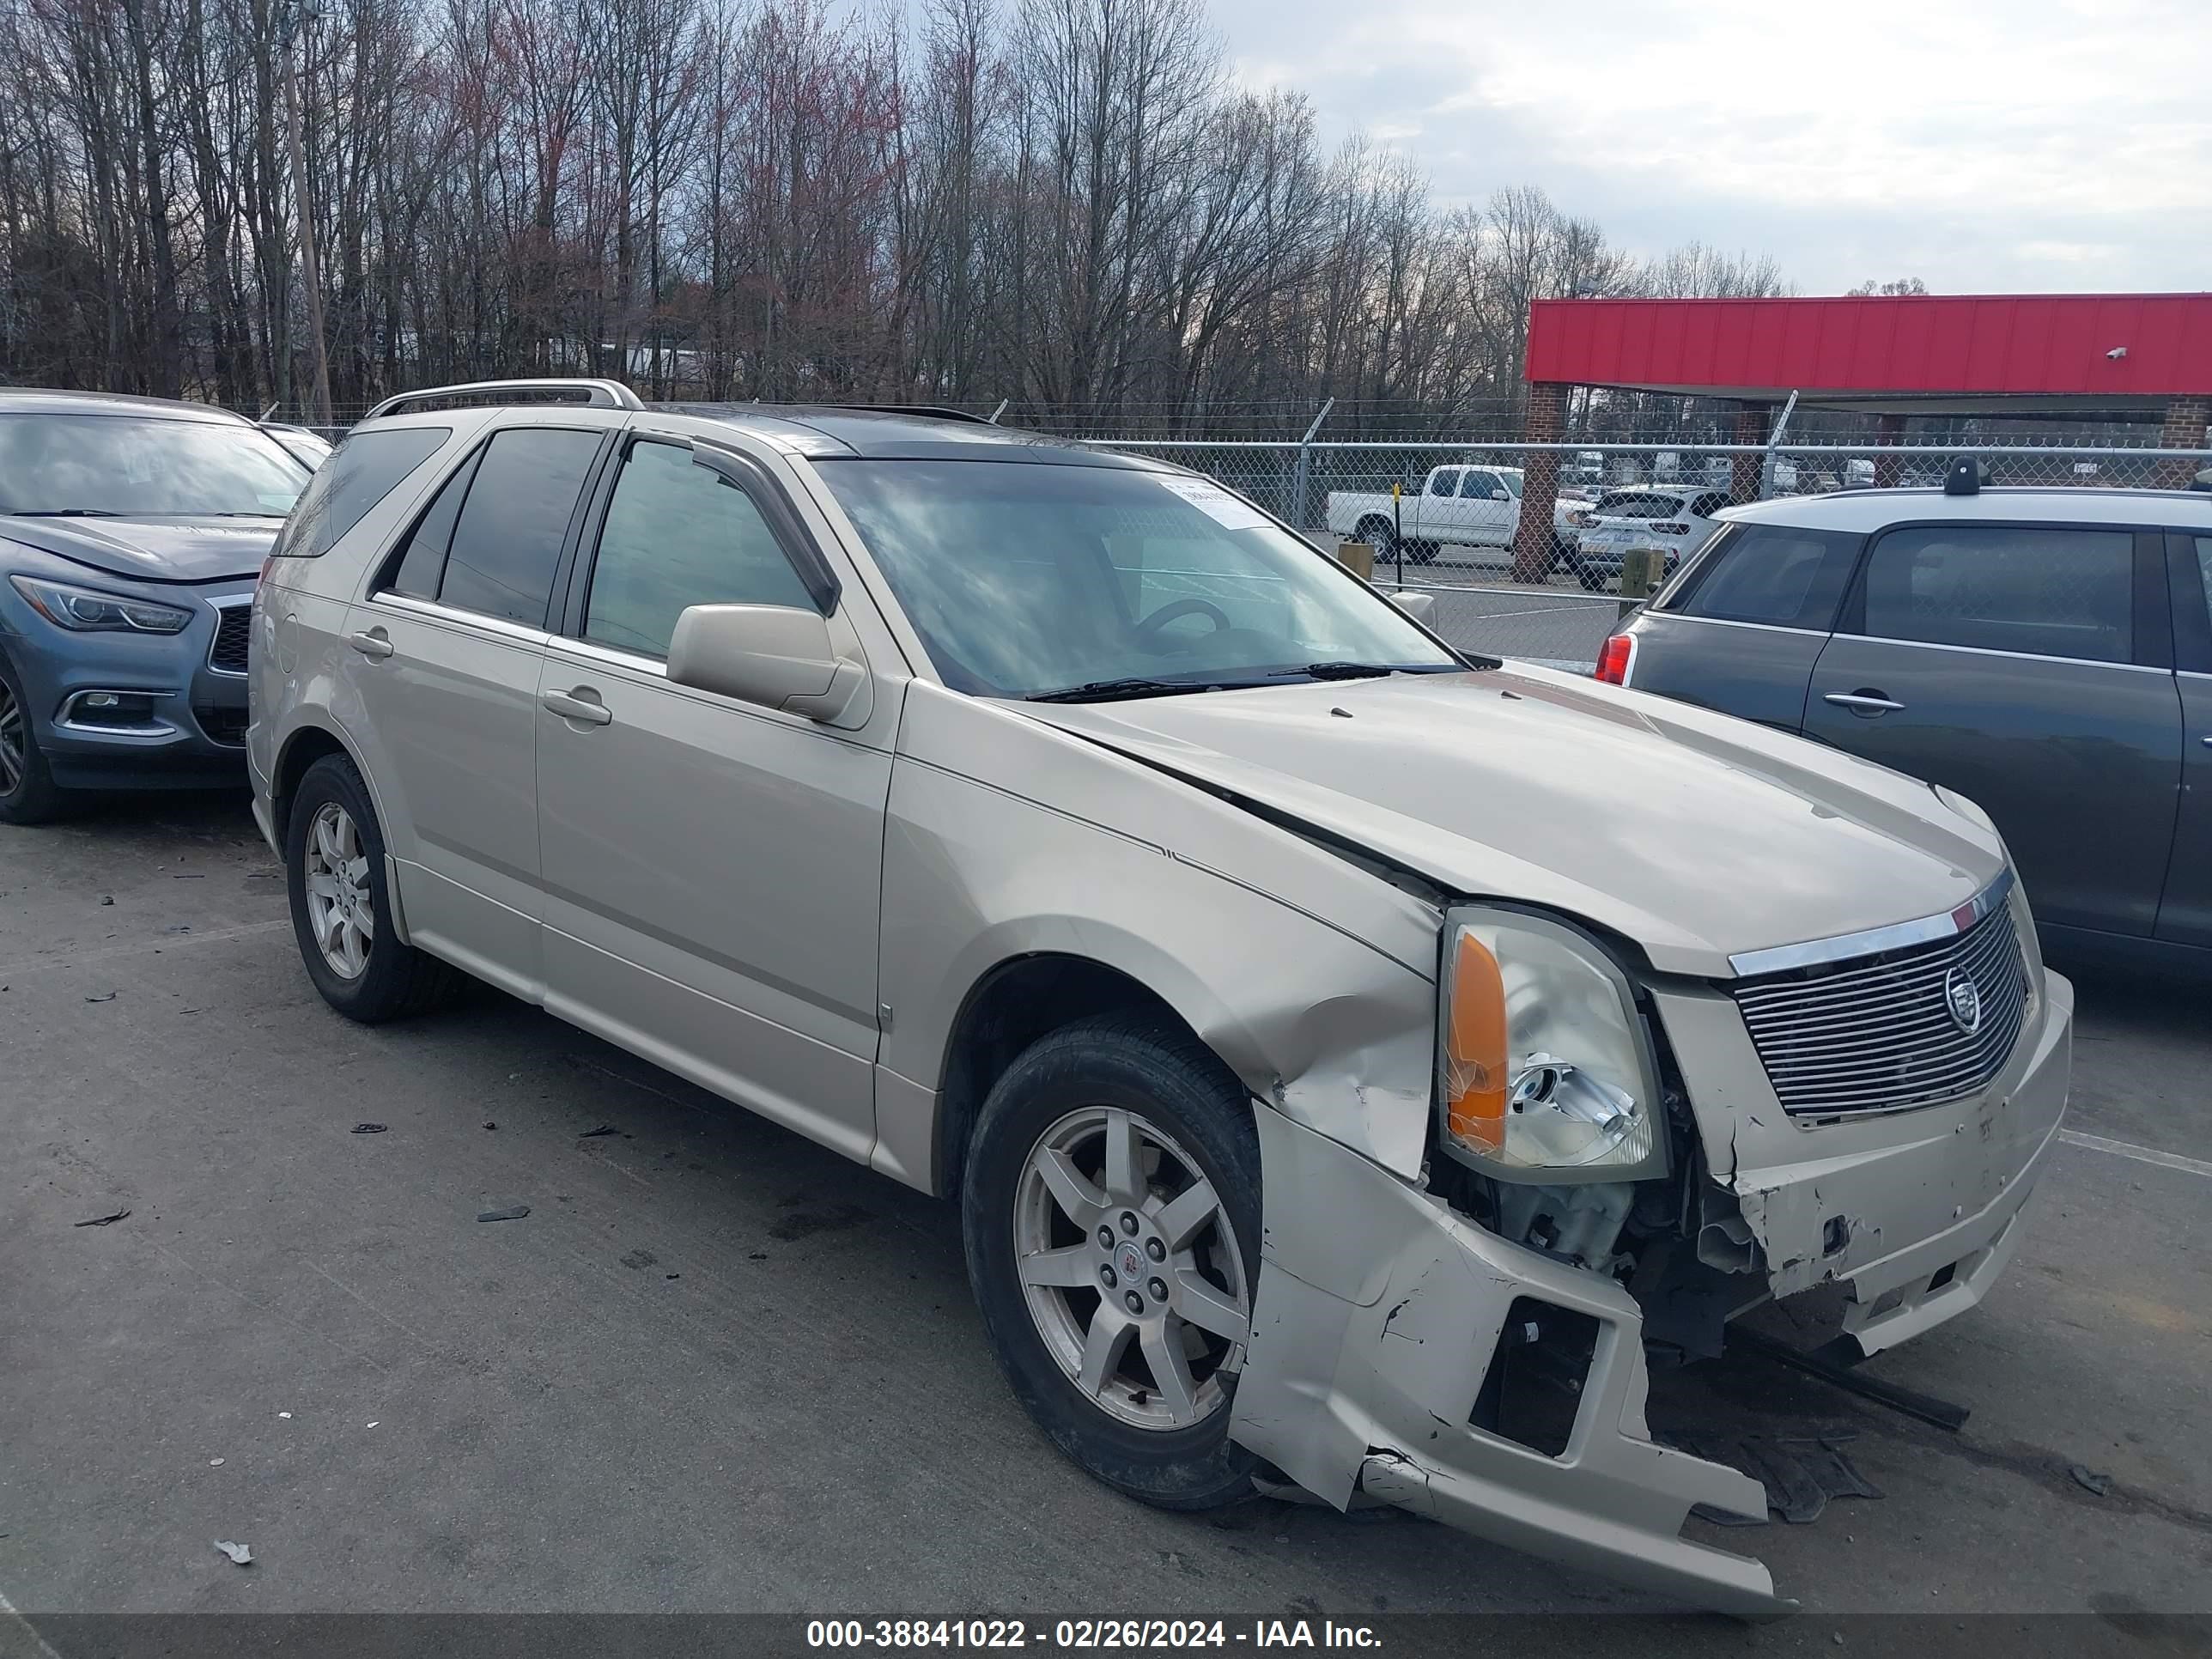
(1389, 590, 1437, 623)
(667, 604, 864, 723)
(1492, 489, 1511, 501)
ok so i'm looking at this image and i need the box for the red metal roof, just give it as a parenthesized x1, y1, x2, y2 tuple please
(1525, 294, 2212, 399)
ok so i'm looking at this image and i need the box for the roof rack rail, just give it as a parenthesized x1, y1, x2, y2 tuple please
(362, 378, 643, 422)
(816, 403, 994, 424)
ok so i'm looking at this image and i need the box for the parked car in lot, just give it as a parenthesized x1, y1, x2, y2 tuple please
(1597, 471, 2212, 965)
(253, 382, 2070, 1616)
(1326, 464, 1577, 570)
(262, 422, 336, 471)
(0, 389, 313, 823)
(1566, 484, 1732, 589)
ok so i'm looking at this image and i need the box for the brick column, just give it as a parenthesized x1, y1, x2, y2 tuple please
(1873, 413, 1907, 488)
(2160, 395, 2210, 487)
(1729, 404, 1765, 502)
(1512, 380, 1568, 583)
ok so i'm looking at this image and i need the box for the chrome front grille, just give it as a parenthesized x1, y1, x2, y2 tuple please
(210, 604, 251, 674)
(1730, 899, 2029, 1119)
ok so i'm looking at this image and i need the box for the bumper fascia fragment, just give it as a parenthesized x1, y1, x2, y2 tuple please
(1230, 1104, 1790, 1619)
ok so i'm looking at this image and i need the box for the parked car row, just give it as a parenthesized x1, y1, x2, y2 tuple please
(1, 382, 2094, 1620)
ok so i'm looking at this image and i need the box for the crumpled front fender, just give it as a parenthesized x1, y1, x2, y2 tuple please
(1228, 1103, 1790, 1620)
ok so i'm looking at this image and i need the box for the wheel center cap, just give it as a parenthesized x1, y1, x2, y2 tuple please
(1115, 1242, 1146, 1285)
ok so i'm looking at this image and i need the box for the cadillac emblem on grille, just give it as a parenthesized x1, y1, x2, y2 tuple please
(1944, 967, 1984, 1035)
(1729, 893, 2027, 1119)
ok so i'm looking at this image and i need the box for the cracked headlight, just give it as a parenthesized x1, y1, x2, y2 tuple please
(1437, 906, 1666, 1183)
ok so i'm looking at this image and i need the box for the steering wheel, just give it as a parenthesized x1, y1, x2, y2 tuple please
(1133, 597, 1231, 648)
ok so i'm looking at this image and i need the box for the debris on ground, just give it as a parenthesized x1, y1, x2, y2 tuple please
(73, 1208, 131, 1228)
(1679, 1430, 1882, 1525)
(99, 896, 114, 906)
(350, 1122, 388, 1135)
(84, 992, 117, 1003)
(477, 1206, 531, 1223)
(577, 1124, 624, 1139)
(210, 1458, 224, 1467)
(213, 1540, 252, 1565)
(747, 1251, 769, 1261)
(483, 1121, 496, 1130)
(2069, 1465, 2112, 1497)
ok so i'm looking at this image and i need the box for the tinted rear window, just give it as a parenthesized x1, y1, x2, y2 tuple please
(1668, 524, 1861, 629)
(1595, 492, 1688, 520)
(276, 426, 449, 559)
(434, 428, 601, 627)
(1857, 525, 2134, 664)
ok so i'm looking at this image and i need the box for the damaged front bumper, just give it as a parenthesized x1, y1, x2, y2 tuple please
(1227, 971, 2072, 1619)
(1231, 1104, 1786, 1617)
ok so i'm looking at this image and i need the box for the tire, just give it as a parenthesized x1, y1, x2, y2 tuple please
(284, 752, 465, 1023)
(963, 1015, 1262, 1511)
(1358, 519, 1397, 562)
(1408, 540, 1438, 565)
(0, 650, 72, 826)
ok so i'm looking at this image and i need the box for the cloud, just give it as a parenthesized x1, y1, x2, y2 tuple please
(1217, 0, 2211, 290)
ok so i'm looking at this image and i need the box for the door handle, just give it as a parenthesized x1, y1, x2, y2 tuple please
(1824, 690, 1905, 714)
(542, 687, 613, 726)
(348, 629, 394, 659)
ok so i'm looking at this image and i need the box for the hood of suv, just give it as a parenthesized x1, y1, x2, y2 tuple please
(3, 515, 281, 583)
(1015, 666, 2005, 977)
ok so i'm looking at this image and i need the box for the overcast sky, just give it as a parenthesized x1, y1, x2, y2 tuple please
(1213, 0, 2210, 295)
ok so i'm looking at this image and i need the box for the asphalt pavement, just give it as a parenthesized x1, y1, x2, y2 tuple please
(3, 791, 2209, 1649)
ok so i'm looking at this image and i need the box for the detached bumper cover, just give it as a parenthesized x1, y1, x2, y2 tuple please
(1230, 1105, 1786, 1619)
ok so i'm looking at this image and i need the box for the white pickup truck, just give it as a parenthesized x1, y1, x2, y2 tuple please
(1325, 465, 1578, 568)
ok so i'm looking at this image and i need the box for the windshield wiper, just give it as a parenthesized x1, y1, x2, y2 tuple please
(1025, 677, 1250, 704)
(11, 508, 121, 518)
(1288, 661, 1398, 680)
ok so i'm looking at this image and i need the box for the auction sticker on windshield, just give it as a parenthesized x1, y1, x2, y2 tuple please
(1152, 475, 1271, 532)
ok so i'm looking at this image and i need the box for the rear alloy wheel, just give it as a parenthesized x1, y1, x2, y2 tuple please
(284, 753, 464, 1022)
(1360, 520, 1398, 562)
(0, 657, 70, 825)
(964, 1017, 1261, 1510)
(302, 799, 375, 981)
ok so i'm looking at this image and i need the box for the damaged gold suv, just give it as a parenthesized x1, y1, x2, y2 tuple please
(251, 386, 2071, 1616)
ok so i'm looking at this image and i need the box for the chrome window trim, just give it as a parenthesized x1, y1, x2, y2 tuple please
(367, 589, 552, 646)
(1728, 866, 2017, 978)
(1640, 612, 1829, 639)
(1841, 631, 2170, 673)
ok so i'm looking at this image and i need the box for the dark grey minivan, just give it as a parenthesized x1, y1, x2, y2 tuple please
(1598, 481, 2212, 966)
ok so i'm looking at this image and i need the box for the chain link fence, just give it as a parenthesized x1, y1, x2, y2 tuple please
(1085, 438, 2212, 669)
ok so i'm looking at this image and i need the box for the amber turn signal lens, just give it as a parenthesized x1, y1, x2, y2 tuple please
(1445, 930, 1508, 1152)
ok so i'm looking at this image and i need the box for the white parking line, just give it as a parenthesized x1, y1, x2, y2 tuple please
(2059, 1128, 2212, 1181)
(0, 1587, 64, 1659)
(0, 918, 289, 978)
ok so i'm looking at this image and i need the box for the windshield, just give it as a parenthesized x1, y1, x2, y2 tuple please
(815, 459, 1460, 698)
(0, 414, 310, 517)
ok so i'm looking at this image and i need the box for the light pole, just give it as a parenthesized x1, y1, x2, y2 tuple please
(279, 0, 333, 428)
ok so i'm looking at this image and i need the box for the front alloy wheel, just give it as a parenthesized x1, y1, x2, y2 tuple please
(0, 659, 69, 824)
(1014, 1105, 1249, 1431)
(963, 1016, 1263, 1510)
(302, 800, 374, 979)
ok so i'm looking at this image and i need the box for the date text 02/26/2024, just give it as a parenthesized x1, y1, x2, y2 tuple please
(805, 1620, 1382, 1650)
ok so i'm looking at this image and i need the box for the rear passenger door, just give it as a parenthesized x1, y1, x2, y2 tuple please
(2158, 532, 2212, 946)
(1802, 522, 2182, 938)
(345, 419, 616, 993)
(1626, 522, 1861, 731)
